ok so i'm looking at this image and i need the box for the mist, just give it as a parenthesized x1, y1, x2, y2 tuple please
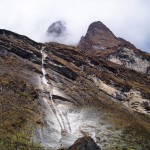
(0, 0, 150, 52)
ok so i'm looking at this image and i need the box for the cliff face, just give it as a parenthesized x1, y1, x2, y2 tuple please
(0, 29, 150, 150)
(108, 46, 150, 74)
(78, 21, 150, 74)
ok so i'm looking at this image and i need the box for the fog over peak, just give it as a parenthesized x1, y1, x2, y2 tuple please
(47, 21, 68, 44)
(0, 0, 150, 52)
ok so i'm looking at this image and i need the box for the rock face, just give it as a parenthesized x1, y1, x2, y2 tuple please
(1, 29, 150, 150)
(68, 137, 101, 150)
(108, 46, 150, 74)
(47, 21, 66, 37)
(78, 21, 150, 74)
(78, 21, 121, 52)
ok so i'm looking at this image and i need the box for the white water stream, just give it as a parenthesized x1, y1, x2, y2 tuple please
(34, 47, 121, 149)
(41, 48, 71, 133)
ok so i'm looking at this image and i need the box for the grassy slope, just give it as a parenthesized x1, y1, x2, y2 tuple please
(0, 74, 43, 149)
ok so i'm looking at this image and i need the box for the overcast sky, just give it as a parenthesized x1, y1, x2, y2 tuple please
(0, 0, 150, 52)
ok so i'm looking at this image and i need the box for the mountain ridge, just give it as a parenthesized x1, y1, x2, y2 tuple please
(78, 21, 150, 74)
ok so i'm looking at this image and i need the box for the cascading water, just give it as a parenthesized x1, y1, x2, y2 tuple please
(41, 47, 71, 133)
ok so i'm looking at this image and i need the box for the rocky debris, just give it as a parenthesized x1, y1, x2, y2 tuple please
(47, 21, 66, 37)
(68, 137, 101, 150)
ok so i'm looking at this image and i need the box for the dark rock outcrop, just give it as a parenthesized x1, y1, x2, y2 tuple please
(68, 137, 101, 150)
(78, 21, 122, 53)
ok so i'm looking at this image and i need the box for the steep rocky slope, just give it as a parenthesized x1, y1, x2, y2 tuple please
(0, 30, 43, 149)
(0, 29, 150, 149)
(78, 21, 150, 74)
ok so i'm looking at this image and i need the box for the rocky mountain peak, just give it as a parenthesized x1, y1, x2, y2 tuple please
(78, 21, 121, 53)
(87, 21, 114, 36)
(47, 21, 66, 37)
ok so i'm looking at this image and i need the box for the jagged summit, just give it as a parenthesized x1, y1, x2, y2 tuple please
(78, 21, 121, 53)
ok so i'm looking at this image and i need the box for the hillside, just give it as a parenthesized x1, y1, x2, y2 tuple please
(0, 29, 150, 150)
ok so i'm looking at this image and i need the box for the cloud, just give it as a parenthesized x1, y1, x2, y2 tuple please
(0, 0, 150, 52)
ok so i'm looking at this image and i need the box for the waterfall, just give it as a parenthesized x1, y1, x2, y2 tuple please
(40, 47, 71, 135)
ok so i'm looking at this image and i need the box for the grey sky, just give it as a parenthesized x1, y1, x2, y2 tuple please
(0, 0, 150, 52)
